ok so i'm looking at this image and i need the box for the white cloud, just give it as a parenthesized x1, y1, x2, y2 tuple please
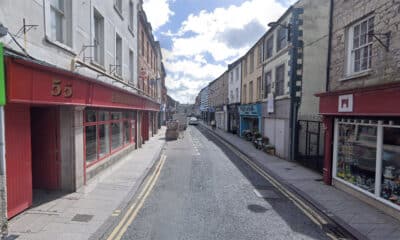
(143, 0, 174, 31)
(149, 0, 295, 103)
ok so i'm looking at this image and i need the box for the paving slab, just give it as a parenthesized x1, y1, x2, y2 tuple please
(6, 127, 166, 240)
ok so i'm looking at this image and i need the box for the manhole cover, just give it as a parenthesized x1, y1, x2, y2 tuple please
(71, 214, 93, 222)
(254, 189, 281, 199)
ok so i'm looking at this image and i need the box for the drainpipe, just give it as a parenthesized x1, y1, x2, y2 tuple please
(0, 106, 6, 237)
(326, 0, 334, 92)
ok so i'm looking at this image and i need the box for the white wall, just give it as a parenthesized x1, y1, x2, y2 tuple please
(228, 63, 242, 104)
(0, 0, 139, 92)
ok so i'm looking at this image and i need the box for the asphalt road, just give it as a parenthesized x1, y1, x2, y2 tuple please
(121, 126, 329, 240)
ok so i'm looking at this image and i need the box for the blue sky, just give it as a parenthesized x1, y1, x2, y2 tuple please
(143, 0, 297, 103)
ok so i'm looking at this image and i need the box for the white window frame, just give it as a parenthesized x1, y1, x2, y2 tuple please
(129, 49, 134, 84)
(128, 1, 135, 33)
(115, 33, 123, 77)
(346, 16, 374, 76)
(44, 0, 74, 52)
(275, 64, 285, 96)
(93, 8, 104, 66)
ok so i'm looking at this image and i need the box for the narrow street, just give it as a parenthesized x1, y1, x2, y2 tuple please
(119, 126, 329, 240)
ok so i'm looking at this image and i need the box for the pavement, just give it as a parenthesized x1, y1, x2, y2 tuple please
(5, 127, 166, 240)
(199, 122, 400, 240)
(121, 126, 329, 240)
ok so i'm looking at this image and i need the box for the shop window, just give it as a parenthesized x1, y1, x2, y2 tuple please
(111, 122, 123, 150)
(99, 111, 109, 121)
(86, 110, 97, 122)
(381, 127, 400, 204)
(336, 123, 377, 194)
(85, 125, 97, 162)
(99, 124, 110, 158)
(84, 110, 134, 166)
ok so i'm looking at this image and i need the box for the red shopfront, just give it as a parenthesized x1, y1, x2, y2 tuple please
(317, 82, 400, 215)
(4, 56, 159, 218)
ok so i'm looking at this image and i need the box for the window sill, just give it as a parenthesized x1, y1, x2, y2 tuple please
(340, 70, 373, 81)
(114, 5, 124, 20)
(128, 26, 135, 38)
(90, 60, 106, 72)
(45, 36, 76, 56)
(275, 94, 290, 100)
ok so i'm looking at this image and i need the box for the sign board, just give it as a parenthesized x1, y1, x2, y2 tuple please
(338, 94, 353, 112)
(238, 104, 261, 116)
(0, 43, 5, 105)
(267, 93, 274, 113)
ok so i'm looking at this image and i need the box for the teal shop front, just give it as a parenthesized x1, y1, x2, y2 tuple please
(239, 104, 262, 137)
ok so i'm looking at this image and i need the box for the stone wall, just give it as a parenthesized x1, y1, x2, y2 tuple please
(329, 0, 400, 91)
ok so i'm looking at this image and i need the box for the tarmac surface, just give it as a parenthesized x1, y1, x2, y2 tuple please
(121, 126, 329, 240)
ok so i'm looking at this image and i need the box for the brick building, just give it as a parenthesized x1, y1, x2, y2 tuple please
(318, 0, 400, 219)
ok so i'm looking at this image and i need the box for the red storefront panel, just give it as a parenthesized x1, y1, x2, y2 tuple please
(6, 57, 160, 111)
(5, 104, 32, 218)
(31, 108, 60, 190)
(318, 83, 400, 116)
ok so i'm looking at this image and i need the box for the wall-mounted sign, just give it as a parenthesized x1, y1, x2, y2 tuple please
(338, 94, 353, 112)
(239, 104, 261, 116)
(51, 79, 73, 98)
(267, 93, 274, 113)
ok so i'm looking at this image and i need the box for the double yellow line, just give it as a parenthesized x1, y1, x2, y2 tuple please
(204, 128, 343, 240)
(107, 154, 167, 240)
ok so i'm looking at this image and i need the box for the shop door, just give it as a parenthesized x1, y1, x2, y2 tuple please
(5, 104, 32, 218)
(31, 107, 60, 190)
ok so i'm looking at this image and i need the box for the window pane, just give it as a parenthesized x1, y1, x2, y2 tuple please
(111, 122, 122, 149)
(360, 21, 367, 45)
(336, 124, 377, 193)
(368, 17, 374, 43)
(86, 110, 97, 122)
(85, 126, 97, 163)
(381, 127, 400, 203)
(98, 111, 109, 121)
(368, 45, 372, 68)
(111, 112, 121, 120)
(361, 46, 369, 70)
(99, 124, 110, 157)
(124, 121, 130, 144)
(354, 49, 361, 72)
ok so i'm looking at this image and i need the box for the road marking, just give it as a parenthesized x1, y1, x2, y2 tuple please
(203, 128, 343, 240)
(107, 154, 166, 240)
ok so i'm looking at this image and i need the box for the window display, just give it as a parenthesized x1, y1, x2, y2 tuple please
(381, 127, 400, 205)
(336, 123, 377, 193)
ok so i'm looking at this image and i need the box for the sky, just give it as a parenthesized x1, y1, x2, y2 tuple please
(143, 0, 298, 104)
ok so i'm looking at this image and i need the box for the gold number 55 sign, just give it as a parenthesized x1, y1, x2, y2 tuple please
(51, 79, 73, 98)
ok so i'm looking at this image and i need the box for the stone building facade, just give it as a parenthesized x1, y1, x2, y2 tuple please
(318, 0, 400, 220)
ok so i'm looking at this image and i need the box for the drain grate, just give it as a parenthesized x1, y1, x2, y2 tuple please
(71, 214, 94, 223)
(254, 189, 281, 199)
(314, 178, 323, 182)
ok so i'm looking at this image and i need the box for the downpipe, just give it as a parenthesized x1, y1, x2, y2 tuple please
(0, 107, 7, 238)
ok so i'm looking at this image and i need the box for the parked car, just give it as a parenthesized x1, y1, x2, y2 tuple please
(189, 117, 199, 125)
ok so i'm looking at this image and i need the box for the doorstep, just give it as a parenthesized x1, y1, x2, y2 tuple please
(199, 122, 400, 240)
(5, 127, 166, 240)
